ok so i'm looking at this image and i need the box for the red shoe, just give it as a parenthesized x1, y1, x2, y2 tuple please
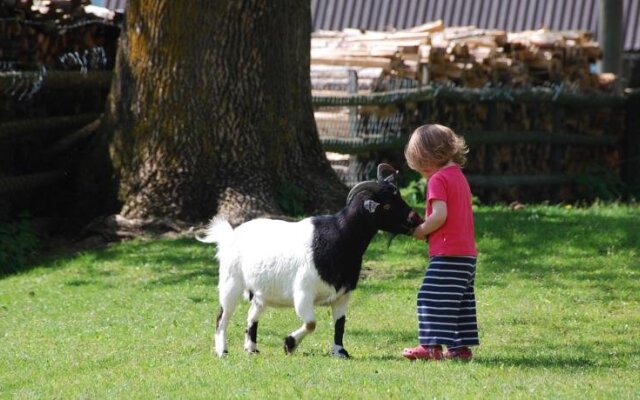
(443, 347, 473, 361)
(402, 345, 443, 360)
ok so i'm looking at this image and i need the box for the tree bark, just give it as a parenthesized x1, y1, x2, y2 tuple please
(104, 0, 346, 225)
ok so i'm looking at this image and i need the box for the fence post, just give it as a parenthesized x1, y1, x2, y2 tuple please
(483, 101, 497, 175)
(417, 65, 431, 125)
(345, 69, 359, 186)
(551, 108, 565, 168)
(347, 69, 358, 138)
(550, 106, 566, 202)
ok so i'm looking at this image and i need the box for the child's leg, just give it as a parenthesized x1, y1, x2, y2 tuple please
(453, 276, 479, 348)
(444, 276, 478, 361)
(417, 256, 472, 347)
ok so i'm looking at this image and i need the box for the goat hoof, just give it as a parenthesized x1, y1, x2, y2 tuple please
(284, 336, 297, 354)
(332, 348, 350, 359)
(214, 349, 228, 358)
(245, 348, 260, 355)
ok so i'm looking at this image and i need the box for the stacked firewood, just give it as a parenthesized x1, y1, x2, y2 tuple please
(0, 0, 121, 69)
(311, 20, 614, 93)
(314, 21, 624, 202)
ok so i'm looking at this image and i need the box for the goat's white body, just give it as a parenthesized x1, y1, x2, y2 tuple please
(199, 216, 349, 356)
(205, 217, 344, 308)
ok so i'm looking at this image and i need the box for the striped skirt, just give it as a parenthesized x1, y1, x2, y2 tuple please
(417, 256, 479, 348)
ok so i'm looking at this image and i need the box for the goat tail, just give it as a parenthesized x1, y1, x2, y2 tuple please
(197, 216, 238, 287)
(196, 216, 234, 245)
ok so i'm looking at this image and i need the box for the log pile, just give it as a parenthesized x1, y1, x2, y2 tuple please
(0, 0, 121, 69)
(0, 1, 122, 225)
(311, 20, 615, 93)
(313, 21, 624, 202)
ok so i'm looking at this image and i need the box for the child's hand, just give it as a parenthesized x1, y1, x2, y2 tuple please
(412, 223, 427, 241)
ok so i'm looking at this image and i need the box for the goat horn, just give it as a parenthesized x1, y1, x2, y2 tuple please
(377, 163, 398, 184)
(346, 181, 381, 205)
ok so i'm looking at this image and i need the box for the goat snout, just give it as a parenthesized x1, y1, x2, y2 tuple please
(407, 211, 424, 226)
(402, 211, 424, 235)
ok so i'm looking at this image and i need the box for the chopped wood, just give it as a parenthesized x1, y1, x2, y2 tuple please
(401, 19, 445, 34)
(311, 22, 613, 95)
(0, 2, 121, 71)
(311, 55, 396, 70)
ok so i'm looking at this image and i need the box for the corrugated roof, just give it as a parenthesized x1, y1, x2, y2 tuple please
(311, 0, 640, 52)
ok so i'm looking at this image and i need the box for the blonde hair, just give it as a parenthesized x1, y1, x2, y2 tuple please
(404, 124, 468, 172)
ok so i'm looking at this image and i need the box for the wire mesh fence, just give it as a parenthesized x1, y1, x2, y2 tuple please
(312, 67, 419, 186)
(313, 66, 630, 198)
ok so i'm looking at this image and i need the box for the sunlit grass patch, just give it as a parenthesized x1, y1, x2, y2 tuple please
(1, 204, 639, 398)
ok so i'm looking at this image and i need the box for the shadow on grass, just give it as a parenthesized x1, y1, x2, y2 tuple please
(477, 354, 597, 369)
(146, 268, 219, 287)
(2, 236, 222, 288)
(357, 353, 599, 367)
(348, 328, 417, 343)
(357, 354, 405, 362)
(112, 237, 221, 287)
(357, 348, 634, 369)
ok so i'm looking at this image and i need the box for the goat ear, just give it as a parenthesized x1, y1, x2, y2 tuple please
(363, 199, 380, 213)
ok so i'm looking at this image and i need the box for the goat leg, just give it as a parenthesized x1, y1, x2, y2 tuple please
(215, 280, 243, 357)
(285, 293, 317, 354)
(331, 293, 351, 358)
(244, 301, 264, 353)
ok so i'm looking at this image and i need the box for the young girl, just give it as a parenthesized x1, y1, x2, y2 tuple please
(402, 124, 479, 361)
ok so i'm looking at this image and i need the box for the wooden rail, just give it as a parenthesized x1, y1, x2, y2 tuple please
(462, 131, 621, 146)
(0, 114, 102, 194)
(312, 85, 627, 108)
(466, 174, 573, 188)
(321, 130, 621, 154)
(0, 113, 101, 140)
(321, 136, 407, 154)
(0, 170, 66, 195)
(0, 70, 113, 91)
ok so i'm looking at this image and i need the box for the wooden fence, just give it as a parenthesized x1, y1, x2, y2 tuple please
(1, 70, 638, 221)
(313, 82, 639, 202)
(0, 70, 110, 221)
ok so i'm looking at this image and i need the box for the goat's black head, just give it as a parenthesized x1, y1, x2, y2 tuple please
(346, 163, 424, 235)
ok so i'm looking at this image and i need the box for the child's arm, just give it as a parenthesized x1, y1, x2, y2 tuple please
(412, 200, 447, 240)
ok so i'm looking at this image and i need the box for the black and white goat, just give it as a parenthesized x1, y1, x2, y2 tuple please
(197, 164, 423, 358)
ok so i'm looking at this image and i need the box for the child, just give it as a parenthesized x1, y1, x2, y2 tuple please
(402, 124, 479, 361)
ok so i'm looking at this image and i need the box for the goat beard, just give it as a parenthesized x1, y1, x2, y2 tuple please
(385, 232, 398, 248)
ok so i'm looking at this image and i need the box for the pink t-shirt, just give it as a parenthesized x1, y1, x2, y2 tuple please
(426, 164, 477, 257)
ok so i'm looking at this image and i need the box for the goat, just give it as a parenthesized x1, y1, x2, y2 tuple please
(197, 164, 423, 358)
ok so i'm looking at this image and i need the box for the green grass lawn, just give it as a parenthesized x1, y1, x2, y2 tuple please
(1, 204, 639, 399)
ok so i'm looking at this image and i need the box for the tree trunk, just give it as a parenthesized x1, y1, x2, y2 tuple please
(105, 0, 346, 225)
